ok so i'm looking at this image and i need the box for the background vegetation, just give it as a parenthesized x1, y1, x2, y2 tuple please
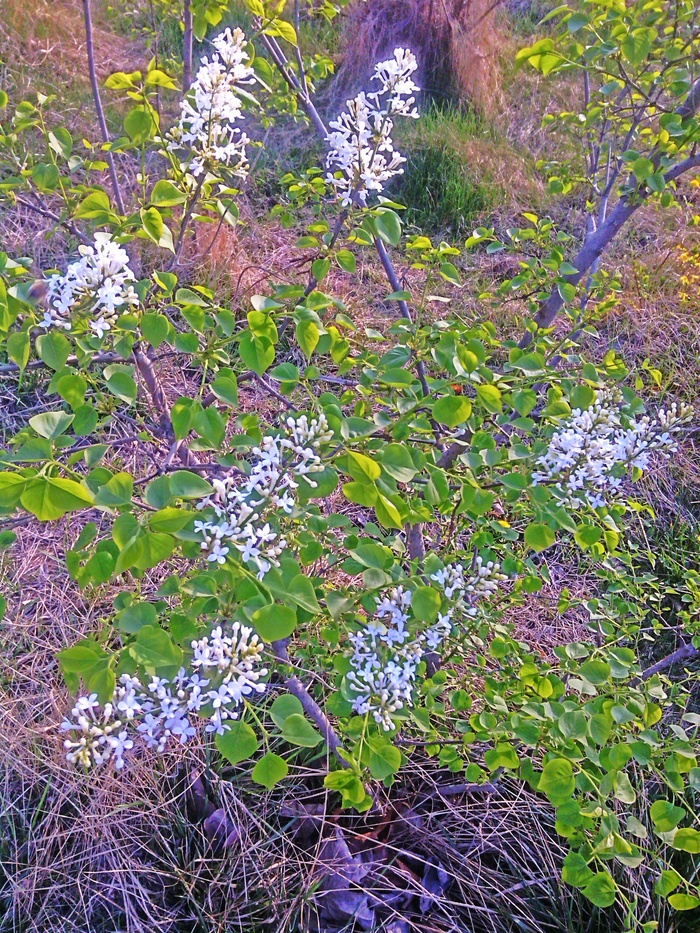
(0, 1, 699, 932)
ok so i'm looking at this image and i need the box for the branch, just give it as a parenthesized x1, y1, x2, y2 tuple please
(183, 0, 194, 92)
(132, 346, 199, 467)
(520, 150, 700, 347)
(630, 642, 700, 686)
(12, 196, 93, 245)
(255, 23, 328, 141)
(82, 0, 126, 216)
(271, 638, 350, 767)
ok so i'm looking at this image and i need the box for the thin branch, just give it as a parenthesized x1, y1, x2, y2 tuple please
(183, 0, 194, 92)
(255, 24, 328, 141)
(170, 176, 205, 267)
(12, 195, 93, 245)
(132, 346, 199, 467)
(82, 0, 126, 215)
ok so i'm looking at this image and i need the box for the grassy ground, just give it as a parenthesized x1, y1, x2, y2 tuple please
(1, 1, 700, 931)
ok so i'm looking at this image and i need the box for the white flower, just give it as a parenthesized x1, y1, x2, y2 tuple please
(170, 27, 255, 177)
(62, 634, 267, 769)
(532, 389, 692, 509)
(40, 233, 138, 336)
(326, 48, 420, 206)
(194, 413, 332, 576)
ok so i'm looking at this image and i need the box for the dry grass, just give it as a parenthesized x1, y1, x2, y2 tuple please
(0, 0, 144, 117)
(331, 0, 503, 114)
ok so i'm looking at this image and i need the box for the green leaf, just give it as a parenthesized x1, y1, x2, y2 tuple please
(105, 371, 137, 403)
(130, 623, 183, 674)
(368, 740, 402, 780)
(374, 210, 402, 247)
(524, 523, 555, 552)
(116, 601, 157, 633)
(378, 444, 418, 483)
(412, 586, 441, 623)
(252, 752, 288, 789)
(29, 411, 73, 440)
(239, 332, 274, 375)
(668, 894, 700, 910)
(94, 471, 134, 507)
(0, 473, 26, 509)
(476, 384, 503, 413)
(20, 476, 94, 520)
(56, 372, 87, 408)
(538, 758, 575, 803)
(281, 713, 323, 747)
(336, 249, 356, 273)
(324, 768, 367, 806)
(148, 507, 192, 532)
(574, 524, 603, 550)
(5, 330, 28, 372)
(432, 395, 472, 428)
(621, 31, 651, 66)
(311, 258, 331, 282)
(375, 493, 402, 529)
(141, 312, 170, 348)
(32, 162, 60, 192)
(287, 574, 320, 613)
(582, 871, 617, 908)
(211, 375, 239, 406)
(253, 603, 297, 641)
(654, 869, 682, 897)
(124, 107, 154, 144)
(672, 828, 700, 853)
(266, 18, 297, 45)
(216, 720, 259, 764)
(296, 320, 319, 360)
(140, 206, 171, 250)
(269, 693, 304, 730)
(650, 800, 686, 833)
(193, 408, 225, 448)
(347, 452, 381, 482)
(562, 852, 594, 888)
(613, 771, 636, 804)
(36, 332, 71, 370)
(559, 710, 588, 741)
(484, 743, 520, 770)
(145, 68, 177, 89)
(578, 659, 611, 685)
(169, 471, 213, 499)
(75, 190, 115, 223)
(342, 481, 377, 507)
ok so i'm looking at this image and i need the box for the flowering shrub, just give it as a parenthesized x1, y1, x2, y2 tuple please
(1, 0, 700, 922)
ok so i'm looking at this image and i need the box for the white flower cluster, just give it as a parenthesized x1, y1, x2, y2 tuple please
(532, 389, 692, 509)
(62, 622, 267, 769)
(171, 27, 255, 177)
(430, 557, 507, 621)
(347, 559, 505, 731)
(194, 413, 333, 576)
(326, 48, 420, 206)
(41, 232, 138, 339)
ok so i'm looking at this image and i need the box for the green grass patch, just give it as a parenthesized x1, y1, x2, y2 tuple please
(393, 105, 499, 236)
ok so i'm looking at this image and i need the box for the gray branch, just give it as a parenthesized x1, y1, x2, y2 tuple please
(82, 0, 126, 215)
